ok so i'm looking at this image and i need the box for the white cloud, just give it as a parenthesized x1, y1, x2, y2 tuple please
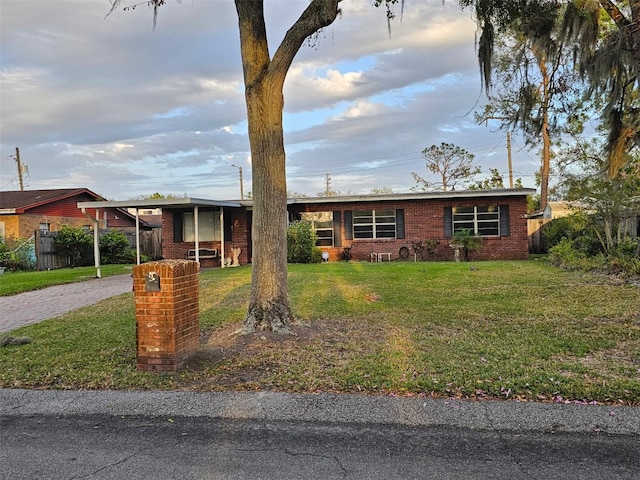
(0, 0, 538, 200)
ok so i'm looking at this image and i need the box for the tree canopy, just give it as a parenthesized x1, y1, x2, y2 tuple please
(459, 0, 639, 177)
(412, 142, 480, 192)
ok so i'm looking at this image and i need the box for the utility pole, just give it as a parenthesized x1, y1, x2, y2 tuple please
(15, 147, 25, 191)
(506, 132, 513, 188)
(324, 173, 331, 196)
(231, 164, 244, 199)
(479, 116, 515, 188)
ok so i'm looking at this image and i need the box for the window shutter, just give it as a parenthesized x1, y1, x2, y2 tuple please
(443, 207, 453, 238)
(395, 209, 405, 239)
(224, 213, 233, 241)
(333, 211, 342, 247)
(500, 204, 510, 236)
(344, 210, 353, 240)
(173, 212, 183, 243)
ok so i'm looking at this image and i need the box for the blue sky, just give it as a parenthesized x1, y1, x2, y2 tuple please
(0, 0, 540, 200)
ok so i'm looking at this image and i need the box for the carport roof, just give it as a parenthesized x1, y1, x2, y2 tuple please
(77, 197, 245, 210)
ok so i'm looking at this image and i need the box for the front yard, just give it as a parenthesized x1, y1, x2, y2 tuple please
(1, 260, 638, 405)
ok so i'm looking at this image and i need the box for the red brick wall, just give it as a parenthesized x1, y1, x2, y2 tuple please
(289, 196, 529, 262)
(133, 260, 199, 372)
(161, 209, 250, 267)
(160, 197, 529, 264)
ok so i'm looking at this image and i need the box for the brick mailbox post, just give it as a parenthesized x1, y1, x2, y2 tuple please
(132, 260, 200, 372)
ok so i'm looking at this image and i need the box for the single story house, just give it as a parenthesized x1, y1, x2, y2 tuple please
(79, 188, 534, 267)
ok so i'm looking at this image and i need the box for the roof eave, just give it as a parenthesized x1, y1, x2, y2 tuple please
(287, 188, 537, 204)
(77, 197, 244, 210)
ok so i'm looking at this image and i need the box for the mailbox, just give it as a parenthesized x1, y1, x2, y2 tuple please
(145, 271, 161, 292)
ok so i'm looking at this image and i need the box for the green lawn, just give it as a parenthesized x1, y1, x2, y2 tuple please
(0, 265, 133, 296)
(1, 260, 638, 405)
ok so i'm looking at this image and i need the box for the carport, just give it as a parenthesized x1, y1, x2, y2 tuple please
(77, 197, 243, 278)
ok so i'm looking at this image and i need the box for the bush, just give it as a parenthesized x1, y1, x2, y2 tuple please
(548, 238, 587, 267)
(55, 225, 93, 267)
(0, 237, 36, 271)
(100, 230, 135, 264)
(543, 214, 586, 249)
(287, 221, 322, 263)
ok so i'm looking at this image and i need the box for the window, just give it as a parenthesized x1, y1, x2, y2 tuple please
(452, 206, 500, 236)
(301, 212, 334, 247)
(183, 210, 220, 242)
(353, 209, 396, 239)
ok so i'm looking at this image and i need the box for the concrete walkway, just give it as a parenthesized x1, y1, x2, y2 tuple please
(0, 274, 133, 334)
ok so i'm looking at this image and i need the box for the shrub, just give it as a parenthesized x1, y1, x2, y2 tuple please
(548, 238, 587, 267)
(543, 214, 583, 249)
(100, 230, 135, 264)
(55, 225, 93, 267)
(287, 221, 322, 264)
(0, 237, 35, 271)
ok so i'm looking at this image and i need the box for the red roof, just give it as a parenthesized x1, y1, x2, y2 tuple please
(0, 188, 103, 213)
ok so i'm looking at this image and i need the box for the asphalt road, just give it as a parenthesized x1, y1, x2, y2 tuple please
(1, 389, 639, 479)
(1, 414, 638, 480)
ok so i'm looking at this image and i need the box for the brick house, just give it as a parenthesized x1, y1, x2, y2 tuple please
(79, 188, 534, 267)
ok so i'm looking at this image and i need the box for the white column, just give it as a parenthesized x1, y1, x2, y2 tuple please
(194, 206, 200, 264)
(220, 207, 225, 268)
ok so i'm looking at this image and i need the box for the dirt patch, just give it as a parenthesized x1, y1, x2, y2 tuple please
(204, 317, 385, 354)
(179, 317, 388, 391)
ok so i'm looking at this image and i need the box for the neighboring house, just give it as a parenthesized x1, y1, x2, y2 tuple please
(0, 189, 160, 270)
(82, 188, 534, 266)
(0, 188, 150, 240)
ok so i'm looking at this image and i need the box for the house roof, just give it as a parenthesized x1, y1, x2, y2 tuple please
(0, 188, 103, 214)
(76, 188, 536, 212)
(0, 188, 152, 227)
(77, 197, 244, 210)
(286, 188, 537, 205)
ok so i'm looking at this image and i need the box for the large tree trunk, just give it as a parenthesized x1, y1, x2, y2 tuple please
(535, 47, 551, 214)
(234, 0, 340, 333)
(243, 80, 294, 333)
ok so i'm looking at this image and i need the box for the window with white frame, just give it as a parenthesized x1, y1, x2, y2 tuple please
(353, 209, 396, 239)
(301, 211, 333, 247)
(452, 206, 500, 236)
(183, 210, 221, 242)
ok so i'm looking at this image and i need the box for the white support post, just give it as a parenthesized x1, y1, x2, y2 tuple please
(135, 208, 141, 265)
(94, 209, 101, 278)
(220, 207, 225, 268)
(194, 206, 200, 264)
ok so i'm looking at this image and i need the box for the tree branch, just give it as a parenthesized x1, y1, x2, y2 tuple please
(269, 0, 341, 87)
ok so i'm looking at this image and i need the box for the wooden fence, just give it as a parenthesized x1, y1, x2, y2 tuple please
(123, 229, 163, 260)
(527, 218, 552, 254)
(35, 229, 162, 271)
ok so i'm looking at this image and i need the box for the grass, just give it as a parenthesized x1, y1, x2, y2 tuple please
(0, 265, 133, 296)
(1, 260, 639, 405)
